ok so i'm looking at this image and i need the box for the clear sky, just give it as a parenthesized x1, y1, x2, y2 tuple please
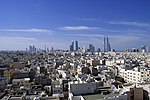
(0, 0, 150, 51)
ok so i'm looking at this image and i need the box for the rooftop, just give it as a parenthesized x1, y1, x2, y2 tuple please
(82, 93, 119, 100)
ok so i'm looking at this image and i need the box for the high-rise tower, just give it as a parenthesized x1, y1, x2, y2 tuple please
(106, 37, 111, 52)
(89, 44, 95, 52)
(75, 41, 78, 51)
(70, 41, 74, 51)
(104, 37, 111, 52)
(104, 37, 106, 52)
(70, 40, 79, 51)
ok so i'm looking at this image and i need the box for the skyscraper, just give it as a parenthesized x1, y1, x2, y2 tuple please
(70, 41, 74, 51)
(104, 37, 111, 52)
(89, 44, 95, 52)
(106, 37, 111, 52)
(75, 41, 78, 51)
(104, 37, 106, 52)
(51, 47, 54, 51)
(97, 48, 101, 52)
(72, 41, 74, 51)
(70, 40, 79, 51)
(29, 45, 33, 52)
(33, 45, 36, 52)
(29, 45, 36, 53)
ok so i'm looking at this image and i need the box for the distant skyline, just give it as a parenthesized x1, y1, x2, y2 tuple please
(0, 0, 150, 51)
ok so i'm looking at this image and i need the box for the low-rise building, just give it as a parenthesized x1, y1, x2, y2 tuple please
(0, 77, 9, 92)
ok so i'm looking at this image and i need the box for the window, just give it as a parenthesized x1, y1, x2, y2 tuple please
(141, 75, 143, 77)
(147, 74, 149, 76)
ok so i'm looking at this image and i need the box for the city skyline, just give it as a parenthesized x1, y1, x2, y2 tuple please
(0, 0, 150, 51)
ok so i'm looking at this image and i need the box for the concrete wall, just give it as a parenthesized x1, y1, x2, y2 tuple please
(134, 88, 143, 100)
(69, 82, 97, 95)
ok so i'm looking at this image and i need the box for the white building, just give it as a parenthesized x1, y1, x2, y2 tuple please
(119, 67, 150, 83)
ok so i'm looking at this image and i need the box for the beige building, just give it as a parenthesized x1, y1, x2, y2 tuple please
(127, 87, 143, 100)
(119, 67, 150, 83)
(10, 62, 25, 69)
(119, 68, 141, 83)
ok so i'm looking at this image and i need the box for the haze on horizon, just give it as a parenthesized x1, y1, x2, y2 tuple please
(0, 0, 150, 51)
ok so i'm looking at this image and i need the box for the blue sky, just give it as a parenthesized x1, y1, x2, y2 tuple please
(0, 0, 150, 51)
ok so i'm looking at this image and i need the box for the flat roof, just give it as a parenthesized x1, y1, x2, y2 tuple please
(82, 93, 119, 100)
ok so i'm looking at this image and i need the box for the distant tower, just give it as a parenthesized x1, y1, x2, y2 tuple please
(89, 44, 95, 52)
(106, 37, 111, 52)
(29, 45, 36, 53)
(104, 37, 106, 52)
(70, 41, 74, 51)
(33, 45, 36, 52)
(72, 41, 74, 51)
(82, 46, 87, 53)
(97, 48, 101, 52)
(26, 48, 28, 52)
(75, 41, 78, 51)
(104, 37, 111, 52)
(45, 45, 47, 52)
(29, 45, 33, 53)
(141, 45, 146, 53)
(51, 46, 54, 51)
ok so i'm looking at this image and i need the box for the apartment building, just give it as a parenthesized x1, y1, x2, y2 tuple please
(119, 67, 150, 83)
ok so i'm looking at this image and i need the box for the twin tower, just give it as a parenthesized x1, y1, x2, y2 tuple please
(69, 37, 111, 52)
(70, 41, 79, 51)
(104, 37, 111, 52)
